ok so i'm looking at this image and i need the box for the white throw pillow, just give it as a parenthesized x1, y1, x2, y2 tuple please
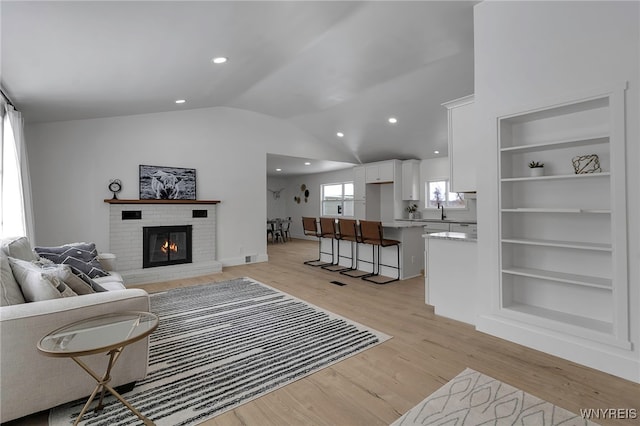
(1, 236, 38, 261)
(41, 264, 96, 295)
(0, 253, 26, 306)
(7, 257, 78, 302)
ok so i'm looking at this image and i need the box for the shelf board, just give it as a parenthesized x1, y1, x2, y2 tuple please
(501, 208, 611, 214)
(502, 266, 612, 290)
(500, 135, 608, 153)
(501, 172, 610, 182)
(503, 303, 613, 334)
(104, 199, 221, 204)
(501, 237, 612, 252)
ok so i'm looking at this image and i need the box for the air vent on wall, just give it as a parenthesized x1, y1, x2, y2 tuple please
(122, 210, 142, 220)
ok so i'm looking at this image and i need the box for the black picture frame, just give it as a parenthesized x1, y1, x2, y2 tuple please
(139, 165, 197, 200)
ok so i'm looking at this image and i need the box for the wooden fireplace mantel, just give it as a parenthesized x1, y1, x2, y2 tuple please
(104, 199, 220, 204)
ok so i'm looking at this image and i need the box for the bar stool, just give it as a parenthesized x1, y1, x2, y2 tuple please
(338, 218, 369, 277)
(340, 219, 376, 278)
(319, 217, 342, 271)
(302, 217, 332, 267)
(359, 220, 401, 284)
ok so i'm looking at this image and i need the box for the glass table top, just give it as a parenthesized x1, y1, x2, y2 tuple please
(38, 311, 158, 357)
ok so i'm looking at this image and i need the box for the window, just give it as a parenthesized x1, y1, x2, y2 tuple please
(425, 180, 465, 209)
(1, 106, 27, 237)
(321, 182, 354, 216)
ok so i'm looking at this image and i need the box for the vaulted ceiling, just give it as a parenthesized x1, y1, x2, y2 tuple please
(1, 1, 476, 166)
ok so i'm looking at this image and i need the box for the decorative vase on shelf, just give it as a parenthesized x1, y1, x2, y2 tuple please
(408, 212, 415, 220)
(530, 167, 544, 177)
(528, 161, 545, 177)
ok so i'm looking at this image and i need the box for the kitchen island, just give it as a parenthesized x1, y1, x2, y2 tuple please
(379, 221, 427, 279)
(424, 231, 478, 325)
(319, 221, 425, 280)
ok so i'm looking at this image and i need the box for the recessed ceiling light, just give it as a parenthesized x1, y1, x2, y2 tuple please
(304, 162, 311, 166)
(175, 99, 186, 104)
(336, 132, 344, 138)
(434, 150, 440, 154)
(388, 117, 398, 124)
(212, 57, 227, 64)
(276, 168, 282, 172)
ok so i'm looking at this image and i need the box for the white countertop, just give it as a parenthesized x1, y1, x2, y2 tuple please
(396, 218, 477, 225)
(423, 231, 477, 242)
(382, 221, 428, 228)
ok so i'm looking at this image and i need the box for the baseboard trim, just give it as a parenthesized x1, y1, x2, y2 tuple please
(477, 314, 640, 384)
(219, 253, 268, 267)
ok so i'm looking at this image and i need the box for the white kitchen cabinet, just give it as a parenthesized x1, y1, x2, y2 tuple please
(365, 161, 395, 183)
(498, 85, 629, 349)
(450, 223, 477, 234)
(442, 94, 476, 193)
(422, 222, 450, 233)
(401, 160, 420, 201)
(427, 235, 477, 325)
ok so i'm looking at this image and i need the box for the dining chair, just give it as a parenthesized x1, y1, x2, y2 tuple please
(267, 219, 283, 243)
(282, 217, 291, 242)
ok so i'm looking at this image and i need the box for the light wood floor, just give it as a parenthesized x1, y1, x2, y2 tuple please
(8, 239, 639, 425)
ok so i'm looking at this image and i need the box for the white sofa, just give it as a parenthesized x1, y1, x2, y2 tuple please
(0, 237, 151, 423)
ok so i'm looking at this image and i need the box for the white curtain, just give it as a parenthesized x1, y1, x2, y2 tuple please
(1, 100, 34, 240)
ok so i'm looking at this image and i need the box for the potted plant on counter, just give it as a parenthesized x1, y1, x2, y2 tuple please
(406, 203, 418, 220)
(528, 160, 545, 177)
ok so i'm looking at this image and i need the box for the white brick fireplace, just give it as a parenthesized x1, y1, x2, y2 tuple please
(106, 200, 222, 284)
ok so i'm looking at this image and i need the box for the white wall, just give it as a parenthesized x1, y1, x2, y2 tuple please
(474, 1, 639, 382)
(282, 168, 356, 239)
(25, 106, 356, 266)
(266, 176, 289, 220)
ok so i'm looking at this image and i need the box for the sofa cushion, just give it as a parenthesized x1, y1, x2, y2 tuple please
(0, 254, 26, 306)
(41, 264, 96, 295)
(8, 257, 77, 302)
(1, 236, 38, 261)
(34, 242, 109, 279)
(93, 271, 125, 291)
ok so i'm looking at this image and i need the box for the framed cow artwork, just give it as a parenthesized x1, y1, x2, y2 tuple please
(139, 165, 197, 200)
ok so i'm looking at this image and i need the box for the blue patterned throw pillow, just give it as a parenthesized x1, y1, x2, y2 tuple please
(34, 242, 109, 279)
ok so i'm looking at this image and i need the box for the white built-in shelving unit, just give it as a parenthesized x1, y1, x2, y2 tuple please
(498, 84, 630, 349)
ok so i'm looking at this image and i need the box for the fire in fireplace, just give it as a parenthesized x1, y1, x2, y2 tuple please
(143, 225, 192, 268)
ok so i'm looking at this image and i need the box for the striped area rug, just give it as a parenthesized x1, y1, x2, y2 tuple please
(49, 277, 390, 426)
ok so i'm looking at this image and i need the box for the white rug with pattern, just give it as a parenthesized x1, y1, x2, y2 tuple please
(392, 368, 598, 425)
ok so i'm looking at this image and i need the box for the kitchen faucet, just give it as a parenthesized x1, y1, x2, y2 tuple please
(438, 203, 446, 220)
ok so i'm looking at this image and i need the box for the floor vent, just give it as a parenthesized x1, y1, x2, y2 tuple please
(330, 281, 347, 286)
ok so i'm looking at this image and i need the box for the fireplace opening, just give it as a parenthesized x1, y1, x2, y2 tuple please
(143, 225, 192, 268)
